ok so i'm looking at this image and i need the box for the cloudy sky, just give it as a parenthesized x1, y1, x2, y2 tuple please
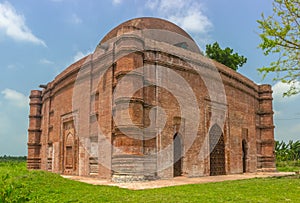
(0, 0, 299, 155)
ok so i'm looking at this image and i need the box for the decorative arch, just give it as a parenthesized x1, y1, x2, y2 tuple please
(173, 133, 183, 177)
(209, 124, 226, 176)
(66, 133, 74, 147)
(64, 132, 75, 173)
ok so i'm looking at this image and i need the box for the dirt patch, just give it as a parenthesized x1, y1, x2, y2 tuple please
(62, 172, 295, 190)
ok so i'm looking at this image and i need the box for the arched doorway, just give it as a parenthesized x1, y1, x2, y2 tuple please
(173, 133, 182, 177)
(242, 139, 247, 173)
(64, 133, 75, 174)
(209, 124, 226, 176)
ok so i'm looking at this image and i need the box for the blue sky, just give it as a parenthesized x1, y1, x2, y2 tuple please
(0, 0, 299, 155)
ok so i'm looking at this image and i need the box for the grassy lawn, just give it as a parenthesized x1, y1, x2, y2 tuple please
(276, 160, 300, 172)
(1, 161, 300, 203)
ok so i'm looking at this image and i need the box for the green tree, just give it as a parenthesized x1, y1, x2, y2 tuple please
(275, 140, 300, 161)
(205, 42, 247, 71)
(289, 140, 300, 161)
(257, 0, 300, 96)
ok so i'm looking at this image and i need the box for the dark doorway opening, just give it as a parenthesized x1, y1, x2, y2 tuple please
(242, 139, 247, 173)
(209, 124, 226, 176)
(173, 133, 182, 177)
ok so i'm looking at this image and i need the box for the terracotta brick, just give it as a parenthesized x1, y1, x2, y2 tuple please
(27, 17, 275, 182)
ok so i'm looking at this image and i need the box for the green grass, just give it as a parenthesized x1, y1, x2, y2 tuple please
(276, 160, 300, 172)
(0, 161, 300, 202)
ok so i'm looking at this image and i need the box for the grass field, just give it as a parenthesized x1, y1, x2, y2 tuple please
(0, 160, 300, 203)
(276, 160, 300, 172)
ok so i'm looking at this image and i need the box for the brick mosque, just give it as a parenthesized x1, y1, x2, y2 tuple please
(27, 17, 276, 182)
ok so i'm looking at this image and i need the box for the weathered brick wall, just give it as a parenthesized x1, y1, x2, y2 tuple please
(27, 17, 275, 181)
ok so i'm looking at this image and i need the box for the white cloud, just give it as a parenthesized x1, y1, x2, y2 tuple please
(146, 0, 184, 11)
(40, 58, 54, 65)
(272, 81, 300, 141)
(1, 88, 29, 108)
(146, 0, 212, 34)
(0, 89, 28, 155)
(73, 51, 91, 63)
(69, 14, 82, 24)
(272, 81, 300, 102)
(291, 123, 300, 134)
(275, 119, 300, 142)
(273, 109, 281, 117)
(6, 63, 24, 71)
(0, 1, 46, 46)
(169, 9, 212, 34)
(112, 0, 122, 5)
(7, 64, 17, 70)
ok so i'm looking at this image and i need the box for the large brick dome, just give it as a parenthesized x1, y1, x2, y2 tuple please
(27, 17, 275, 181)
(99, 17, 201, 53)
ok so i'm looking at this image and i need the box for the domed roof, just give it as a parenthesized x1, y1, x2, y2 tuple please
(99, 17, 200, 53)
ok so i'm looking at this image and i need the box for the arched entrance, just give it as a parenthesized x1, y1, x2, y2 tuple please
(64, 133, 76, 174)
(173, 133, 182, 177)
(209, 124, 226, 176)
(242, 139, 247, 173)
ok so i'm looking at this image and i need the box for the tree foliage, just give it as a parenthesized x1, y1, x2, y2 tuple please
(275, 140, 300, 161)
(257, 0, 300, 96)
(205, 42, 247, 71)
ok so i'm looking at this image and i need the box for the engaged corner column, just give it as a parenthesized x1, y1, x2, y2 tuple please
(27, 90, 42, 169)
(257, 84, 276, 172)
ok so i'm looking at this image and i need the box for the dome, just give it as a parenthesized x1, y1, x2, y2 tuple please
(98, 17, 201, 53)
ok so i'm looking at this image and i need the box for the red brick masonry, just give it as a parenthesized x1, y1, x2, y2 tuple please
(27, 17, 275, 182)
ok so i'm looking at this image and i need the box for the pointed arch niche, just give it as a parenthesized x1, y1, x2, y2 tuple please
(209, 124, 226, 176)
